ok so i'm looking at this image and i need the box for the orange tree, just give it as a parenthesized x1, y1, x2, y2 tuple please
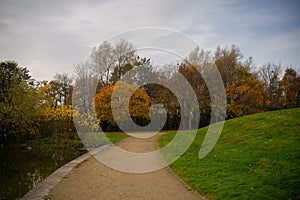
(94, 82, 150, 131)
(226, 67, 269, 118)
(281, 68, 300, 108)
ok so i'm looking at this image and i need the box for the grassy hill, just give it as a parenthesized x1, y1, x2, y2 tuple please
(159, 108, 300, 200)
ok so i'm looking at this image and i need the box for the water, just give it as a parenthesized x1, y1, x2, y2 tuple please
(0, 147, 85, 200)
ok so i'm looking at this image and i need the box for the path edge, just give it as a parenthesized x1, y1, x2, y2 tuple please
(21, 145, 108, 200)
(157, 132, 208, 200)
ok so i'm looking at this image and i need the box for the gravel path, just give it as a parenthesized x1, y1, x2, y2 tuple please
(50, 133, 203, 200)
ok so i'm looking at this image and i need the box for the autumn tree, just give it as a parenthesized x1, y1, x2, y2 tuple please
(38, 105, 75, 139)
(36, 73, 75, 139)
(226, 66, 268, 117)
(38, 74, 72, 109)
(281, 68, 300, 108)
(147, 82, 181, 130)
(94, 82, 150, 131)
(39, 80, 63, 108)
(176, 64, 210, 127)
(127, 67, 181, 130)
(181, 47, 215, 127)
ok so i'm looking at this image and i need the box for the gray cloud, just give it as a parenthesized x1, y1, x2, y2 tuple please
(0, 0, 299, 80)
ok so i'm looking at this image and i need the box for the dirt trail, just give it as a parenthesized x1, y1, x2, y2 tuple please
(50, 134, 202, 200)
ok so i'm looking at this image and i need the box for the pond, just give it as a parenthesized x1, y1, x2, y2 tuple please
(0, 147, 85, 200)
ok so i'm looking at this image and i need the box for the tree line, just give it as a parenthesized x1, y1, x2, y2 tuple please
(1, 40, 300, 147)
(0, 61, 75, 147)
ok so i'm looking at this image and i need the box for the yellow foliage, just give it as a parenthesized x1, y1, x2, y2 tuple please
(39, 105, 76, 137)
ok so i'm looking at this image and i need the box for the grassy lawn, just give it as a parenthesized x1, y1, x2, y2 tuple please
(105, 132, 128, 144)
(79, 132, 128, 147)
(159, 108, 300, 200)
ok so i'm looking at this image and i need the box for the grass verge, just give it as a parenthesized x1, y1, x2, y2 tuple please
(105, 132, 128, 144)
(159, 108, 300, 200)
(78, 132, 128, 148)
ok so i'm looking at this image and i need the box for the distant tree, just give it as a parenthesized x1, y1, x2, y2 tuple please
(226, 67, 268, 117)
(73, 62, 99, 114)
(38, 105, 75, 139)
(259, 63, 283, 110)
(110, 63, 134, 84)
(177, 64, 210, 127)
(54, 73, 73, 106)
(0, 61, 31, 100)
(214, 45, 244, 87)
(147, 82, 181, 130)
(90, 39, 136, 85)
(184, 46, 212, 67)
(90, 41, 115, 86)
(112, 39, 136, 81)
(39, 80, 61, 108)
(94, 82, 150, 131)
(119, 56, 152, 86)
(184, 46, 212, 116)
(281, 68, 300, 108)
(0, 61, 39, 146)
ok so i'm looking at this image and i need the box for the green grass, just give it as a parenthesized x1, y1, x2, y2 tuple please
(159, 108, 300, 200)
(79, 132, 128, 147)
(105, 132, 128, 143)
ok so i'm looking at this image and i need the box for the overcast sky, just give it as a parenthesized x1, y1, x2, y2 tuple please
(0, 0, 299, 80)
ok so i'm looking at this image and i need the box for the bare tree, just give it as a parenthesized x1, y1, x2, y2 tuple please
(185, 46, 212, 67)
(54, 73, 73, 106)
(259, 62, 282, 109)
(73, 62, 98, 113)
(89, 39, 136, 85)
(214, 45, 243, 87)
(90, 41, 115, 86)
(112, 39, 136, 81)
(259, 63, 281, 86)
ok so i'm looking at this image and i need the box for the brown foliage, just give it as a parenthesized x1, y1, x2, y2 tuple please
(226, 67, 269, 117)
